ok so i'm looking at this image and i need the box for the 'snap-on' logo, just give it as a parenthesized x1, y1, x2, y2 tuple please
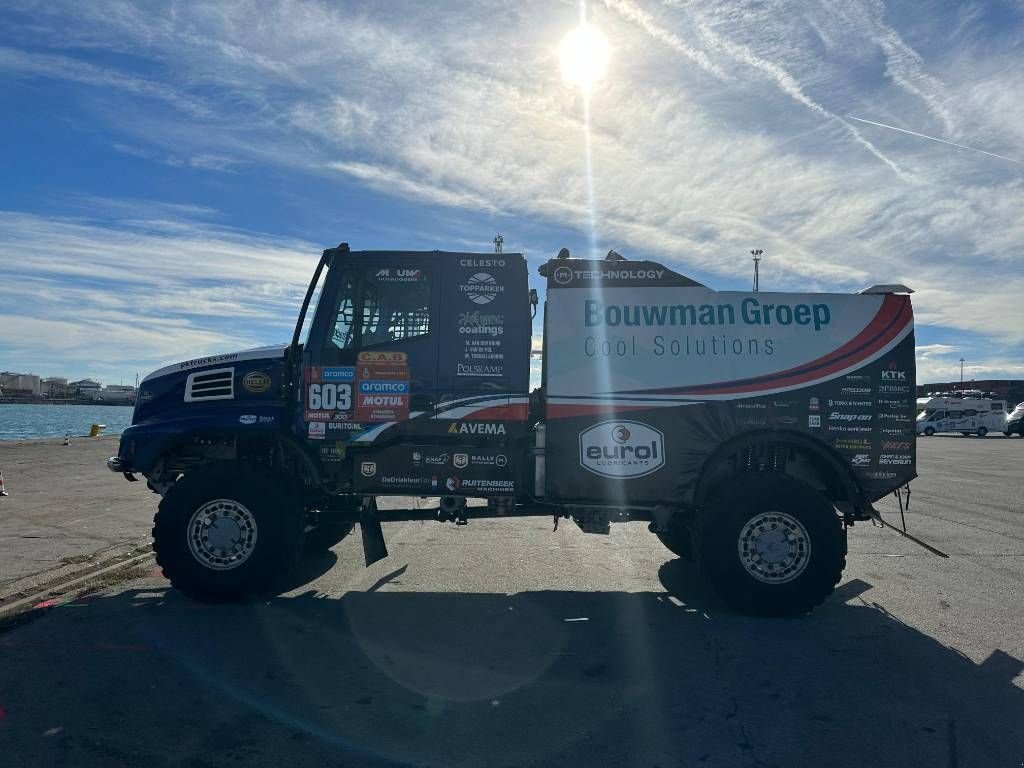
(579, 421, 665, 479)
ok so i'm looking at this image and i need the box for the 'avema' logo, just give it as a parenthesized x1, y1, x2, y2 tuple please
(579, 421, 665, 479)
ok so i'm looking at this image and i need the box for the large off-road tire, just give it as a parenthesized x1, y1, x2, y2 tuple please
(153, 465, 305, 601)
(698, 474, 846, 617)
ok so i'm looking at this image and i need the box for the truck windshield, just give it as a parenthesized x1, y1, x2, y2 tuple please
(298, 259, 331, 347)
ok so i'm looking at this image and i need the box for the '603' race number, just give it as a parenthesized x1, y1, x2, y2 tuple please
(308, 383, 352, 411)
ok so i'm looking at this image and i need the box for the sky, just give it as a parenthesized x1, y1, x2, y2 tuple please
(1, 0, 1022, 388)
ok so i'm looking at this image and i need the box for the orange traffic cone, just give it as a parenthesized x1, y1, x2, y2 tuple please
(0, 469, 8, 497)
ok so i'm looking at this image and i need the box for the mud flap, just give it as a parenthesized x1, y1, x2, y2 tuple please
(359, 497, 388, 566)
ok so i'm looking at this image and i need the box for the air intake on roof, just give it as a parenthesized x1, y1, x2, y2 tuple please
(184, 368, 234, 402)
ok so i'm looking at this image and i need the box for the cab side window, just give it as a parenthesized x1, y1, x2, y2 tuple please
(360, 267, 431, 347)
(328, 270, 358, 350)
(947, 410, 962, 419)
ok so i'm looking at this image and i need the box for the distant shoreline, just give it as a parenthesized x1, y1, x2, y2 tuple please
(0, 399, 134, 407)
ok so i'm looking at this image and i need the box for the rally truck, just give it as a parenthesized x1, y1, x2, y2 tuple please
(108, 243, 919, 615)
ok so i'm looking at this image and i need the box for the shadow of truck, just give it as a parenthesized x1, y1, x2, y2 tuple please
(0, 564, 1020, 767)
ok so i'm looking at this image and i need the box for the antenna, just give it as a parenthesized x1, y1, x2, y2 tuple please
(750, 249, 764, 292)
(493, 234, 504, 254)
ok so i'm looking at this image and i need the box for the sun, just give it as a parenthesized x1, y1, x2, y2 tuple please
(559, 23, 610, 93)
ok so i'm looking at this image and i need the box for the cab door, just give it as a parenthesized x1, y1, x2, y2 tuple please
(301, 255, 438, 462)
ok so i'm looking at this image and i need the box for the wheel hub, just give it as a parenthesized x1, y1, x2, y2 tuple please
(187, 499, 258, 570)
(737, 511, 810, 584)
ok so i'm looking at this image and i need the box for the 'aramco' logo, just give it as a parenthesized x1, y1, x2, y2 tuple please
(579, 421, 665, 479)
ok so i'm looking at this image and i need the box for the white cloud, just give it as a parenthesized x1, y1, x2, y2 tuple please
(0, 210, 317, 381)
(1, 1, 1022, 381)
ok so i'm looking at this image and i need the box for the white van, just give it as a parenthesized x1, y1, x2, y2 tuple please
(915, 396, 1008, 437)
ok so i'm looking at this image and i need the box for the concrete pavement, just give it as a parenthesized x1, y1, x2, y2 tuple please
(0, 435, 1021, 766)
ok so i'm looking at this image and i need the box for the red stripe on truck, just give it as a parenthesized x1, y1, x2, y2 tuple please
(613, 295, 911, 397)
(465, 403, 529, 420)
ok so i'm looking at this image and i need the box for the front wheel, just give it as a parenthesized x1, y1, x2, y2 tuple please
(698, 475, 846, 616)
(923, 427, 935, 436)
(977, 427, 988, 437)
(153, 465, 305, 601)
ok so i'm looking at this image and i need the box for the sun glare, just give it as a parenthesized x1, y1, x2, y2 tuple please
(559, 23, 610, 92)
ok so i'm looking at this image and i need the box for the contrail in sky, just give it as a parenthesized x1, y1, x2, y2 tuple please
(849, 116, 1021, 165)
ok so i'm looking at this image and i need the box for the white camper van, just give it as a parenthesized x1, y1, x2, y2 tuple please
(915, 395, 1007, 437)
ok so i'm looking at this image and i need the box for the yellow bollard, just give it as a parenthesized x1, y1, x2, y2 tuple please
(89, 424, 106, 437)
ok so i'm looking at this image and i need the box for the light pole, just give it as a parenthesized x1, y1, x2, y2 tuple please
(959, 358, 965, 393)
(750, 249, 763, 292)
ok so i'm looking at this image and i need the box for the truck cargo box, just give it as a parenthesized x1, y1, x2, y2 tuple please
(541, 259, 916, 505)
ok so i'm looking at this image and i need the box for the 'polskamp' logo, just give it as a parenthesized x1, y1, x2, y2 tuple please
(579, 421, 665, 479)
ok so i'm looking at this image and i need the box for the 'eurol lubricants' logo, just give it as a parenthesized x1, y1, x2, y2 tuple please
(579, 421, 665, 479)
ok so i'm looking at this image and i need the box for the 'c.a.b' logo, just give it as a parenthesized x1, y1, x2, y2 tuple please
(579, 421, 665, 479)
(552, 265, 573, 285)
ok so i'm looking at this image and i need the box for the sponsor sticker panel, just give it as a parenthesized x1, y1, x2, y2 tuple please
(353, 442, 517, 494)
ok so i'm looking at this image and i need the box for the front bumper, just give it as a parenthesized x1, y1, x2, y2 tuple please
(106, 455, 130, 472)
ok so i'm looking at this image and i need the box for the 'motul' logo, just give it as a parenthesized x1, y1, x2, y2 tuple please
(579, 421, 665, 479)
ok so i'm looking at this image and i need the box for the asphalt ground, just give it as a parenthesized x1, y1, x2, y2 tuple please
(0, 437, 154, 591)
(0, 434, 1021, 767)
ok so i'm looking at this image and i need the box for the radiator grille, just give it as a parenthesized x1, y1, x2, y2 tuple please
(184, 367, 234, 402)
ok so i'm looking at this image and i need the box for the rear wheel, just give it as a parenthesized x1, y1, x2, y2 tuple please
(153, 465, 305, 601)
(698, 475, 846, 616)
(924, 427, 935, 436)
(977, 427, 988, 437)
